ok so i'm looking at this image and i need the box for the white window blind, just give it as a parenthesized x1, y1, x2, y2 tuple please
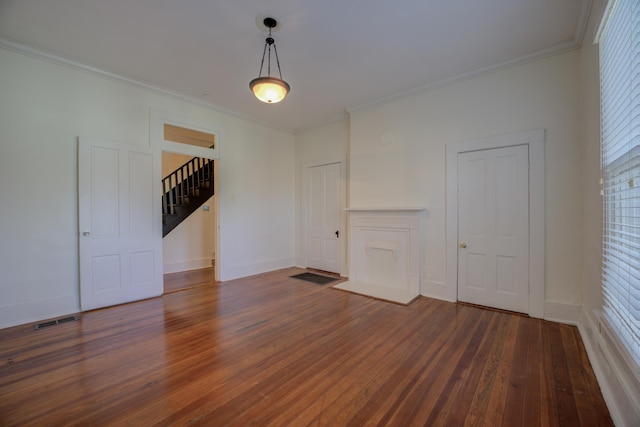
(600, 0, 640, 367)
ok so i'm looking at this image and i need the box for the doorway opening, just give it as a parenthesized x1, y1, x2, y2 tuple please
(158, 121, 219, 293)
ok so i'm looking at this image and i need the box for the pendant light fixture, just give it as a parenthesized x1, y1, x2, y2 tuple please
(250, 17, 290, 103)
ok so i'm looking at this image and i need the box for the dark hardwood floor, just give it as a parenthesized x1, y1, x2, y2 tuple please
(0, 268, 612, 426)
(163, 266, 215, 294)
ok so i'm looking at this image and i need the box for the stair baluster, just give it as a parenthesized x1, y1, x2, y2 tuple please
(162, 155, 214, 237)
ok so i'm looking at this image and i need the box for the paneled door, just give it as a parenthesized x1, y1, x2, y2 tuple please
(78, 138, 162, 311)
(307, 163, 341, 274)
(457, 144, 529, 313)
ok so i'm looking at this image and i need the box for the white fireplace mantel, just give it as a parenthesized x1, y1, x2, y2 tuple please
(334, 208, 425, 304)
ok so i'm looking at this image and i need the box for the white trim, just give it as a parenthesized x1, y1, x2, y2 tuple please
(343, 209, 424, 303)
(150, 108, 221, 159)
(346, 42, 580, 116)
(0, 38, 294, 133)
(301, 160, 347, 276)
(572, 0, 594, 48)
(0, 33, 586, 135)
(150, 108, 222, 282)
(163, 258, 214, 274)
(579, 309, 640, 426)
(0, 296, 79, 330)
(294, 113, 350, 135)
(344, 0, 591, 117)
(445, 129, 545, 318)
(421, 281, 454, 302)
(544, 301, 581, 325)
(346, 207, 426, 211)
(595, 0, 619, 43)
(221, 257, 295, 281)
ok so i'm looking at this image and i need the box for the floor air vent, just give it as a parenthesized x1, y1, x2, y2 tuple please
(34, 315, 79, 330)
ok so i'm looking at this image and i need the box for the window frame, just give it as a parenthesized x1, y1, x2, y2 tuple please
(598, 0, 640, 374)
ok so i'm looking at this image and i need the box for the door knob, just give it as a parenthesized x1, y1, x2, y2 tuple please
(460, 242, 467, 248)
(335, 230, 340, 238)
(82, 231, 91, 236)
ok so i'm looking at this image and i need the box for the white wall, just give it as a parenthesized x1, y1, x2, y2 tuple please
(162, 152, 192, 177)
(0, 46, 295, 329)
(348, 51, 582, 309)
(216, 118, 295, 280)
(294, 118, 349, 274)
(163, 195, 216, 274)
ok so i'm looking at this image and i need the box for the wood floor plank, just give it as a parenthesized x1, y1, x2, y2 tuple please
(322, 302, 465, 426)
(462, 313, 512, 426)
(0, 268, 614, 426)
(483, 314, 520, 426)
(163, 266, 214, 294)
(264, 301, 440, 426)
(547, 322, 582, 426)
(437, 311, 502, 426)
(415, 309, 498, 426)
(561, 324, 613, 427)
(522, 318, 543, 426)
(501, 316, 530, 426)
(383, 306, 489, 425)
(541, 320, 562, 427)
(571, 327, 614, 427)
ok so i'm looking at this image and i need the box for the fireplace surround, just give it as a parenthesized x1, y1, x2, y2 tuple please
(333, 208, 425, 304)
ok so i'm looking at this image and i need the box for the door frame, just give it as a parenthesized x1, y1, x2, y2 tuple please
(150, 108, 221, 281)
(445, 129, 545, 318)
(301, 160, 347, 276)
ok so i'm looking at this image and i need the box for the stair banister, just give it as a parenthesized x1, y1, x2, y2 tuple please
(162, 153, 214, 237)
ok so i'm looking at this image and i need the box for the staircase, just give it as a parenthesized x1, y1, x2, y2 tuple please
(162, 156, 214, 237)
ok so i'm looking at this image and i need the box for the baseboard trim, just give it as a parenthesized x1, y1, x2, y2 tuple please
(543, 300, 581, 324)
(219, 257, 295, 281)
(578, 309, 640, 426)
(420, 280, 456, 302)
(163, 258, 212, 274)
(0, 295, 79, 330)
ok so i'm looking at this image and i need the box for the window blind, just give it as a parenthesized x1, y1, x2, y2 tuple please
(600, 0, 640, 367)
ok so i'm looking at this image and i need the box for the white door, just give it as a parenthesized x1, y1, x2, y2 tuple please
(457, 144, 529, 313)
(307, 163, 341, 273)
(78, 138, 163, 311)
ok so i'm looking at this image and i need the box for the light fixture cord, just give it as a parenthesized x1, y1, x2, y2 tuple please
(272, 43, 284, 80)
(257, 39, 268, 77)
(267, 35, 272, 77)
(256, 27, 283, 80)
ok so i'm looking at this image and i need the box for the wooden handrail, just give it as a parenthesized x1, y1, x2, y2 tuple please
(162, 155, 214, 223)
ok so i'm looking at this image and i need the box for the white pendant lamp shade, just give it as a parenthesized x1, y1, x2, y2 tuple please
(250, 77, 290, 103)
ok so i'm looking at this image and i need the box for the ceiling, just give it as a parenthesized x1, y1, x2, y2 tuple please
(0, 0, 591, 132)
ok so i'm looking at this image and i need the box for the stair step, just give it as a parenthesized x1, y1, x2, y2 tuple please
(162, 158, 214, 238)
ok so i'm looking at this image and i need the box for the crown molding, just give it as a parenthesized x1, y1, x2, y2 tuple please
(346, 0, 592, 117)
(1, 0, 593, 136)
(574, 0, 594, 48)
(0, 38, 295, 134)
(346, 39, 581, 116)
(293, 111, 350, 135)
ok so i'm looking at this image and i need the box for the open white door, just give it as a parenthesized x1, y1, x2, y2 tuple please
(457, 144, 529, 313)
(78, 138, 162, 311)
(307, 163, 341, 273)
